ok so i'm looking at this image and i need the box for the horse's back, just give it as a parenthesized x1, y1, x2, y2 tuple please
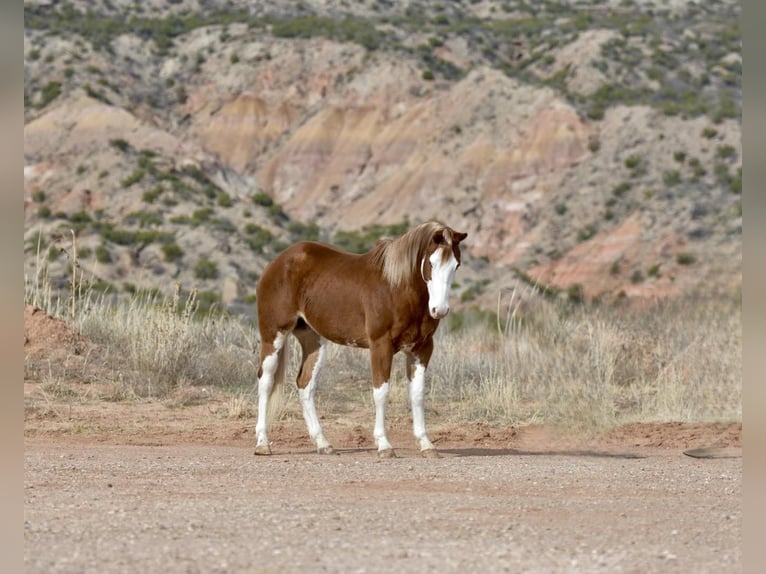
(257, 241, 384, 344)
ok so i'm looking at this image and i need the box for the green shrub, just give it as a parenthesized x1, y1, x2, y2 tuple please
(37, 81, 62, 109)
(32, 190, 46, 203)
(121, 169, 146, 188)
(676, 252, 696, 265)
(730, 168, 742, 194)
(95, 244, 111, 263)
(194, 259, 218, 280)
(612, 182, 631, 197)
(577, 223, 597, 242)
(109, 138, 131, 152)
(162, 242, 184, 262)
(217, 192, 233, 207)
(143, 185, 163, 203)
(567, 284, 584, 304)
(124, 211, 163, 227)
(624, 155, 641, 170)
(244, 224, 274, 254)
(716, 144, 736, 160)
(701, 126, 718, 139)
(663, 170, 681, 187)
(288, 221, 320, 242)
(69, 211, 92, 223)
(191, 208, 214, 226)
(252, 192, 274, 207)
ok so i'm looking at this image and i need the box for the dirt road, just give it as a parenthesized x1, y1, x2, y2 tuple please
(24, 436, 741, 573)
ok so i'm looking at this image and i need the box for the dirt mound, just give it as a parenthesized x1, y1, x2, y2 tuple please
(24, 305, 96, 380)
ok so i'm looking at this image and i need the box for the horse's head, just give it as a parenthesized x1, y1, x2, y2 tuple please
(422, 226, 468, 319)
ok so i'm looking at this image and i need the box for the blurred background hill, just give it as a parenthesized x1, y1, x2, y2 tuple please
(23, 0, 741, 317)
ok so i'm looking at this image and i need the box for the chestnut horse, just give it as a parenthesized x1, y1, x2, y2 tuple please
(254, 221, 468, 458)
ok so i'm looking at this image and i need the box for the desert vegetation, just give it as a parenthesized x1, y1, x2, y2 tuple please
(24, 0, 740, 122)
(25, 250, 741, 432)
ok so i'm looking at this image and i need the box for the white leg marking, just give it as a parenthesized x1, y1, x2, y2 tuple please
(298, 339, 332, 451)
(373, 382, 394, 452)
(409, 362, 435, 451)
(255, 332, 285, 449)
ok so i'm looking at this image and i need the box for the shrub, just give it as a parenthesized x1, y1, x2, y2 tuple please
(37, 81, 62, 109)
(701, 126, 718, 139)
(162, 242, 184, 262)
(95, 244, 111, 263)
(252, 192, 274, 207)
(624, 155, 641, 170)
(577, 223, 597, 242)
(663, 170, 681, 187)
(567, 284, 584, 304)
(32, 190, 46, 203)
(217, 192, 233, 207)
(730, 168, 742, 194)
(121, 169, 146, 188)
(244, 224, 274, 254)
(676, 252, 696, 265)
(109, 138, 131, 152)
(716, 144, 736, 160)
(612, 182, 631, 198)
(194, 259, 218, 280)
(143, 186, 163, 203)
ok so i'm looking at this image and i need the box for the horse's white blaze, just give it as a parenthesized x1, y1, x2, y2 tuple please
(409, 361, 435, 451)
(373, 382, 393, 451)
(255, 332, 286, 448)
(426, 248, 459, 319)
(298, 339, 331, 450)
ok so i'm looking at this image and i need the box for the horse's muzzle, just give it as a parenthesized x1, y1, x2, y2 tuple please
(430, 305, 450, 320)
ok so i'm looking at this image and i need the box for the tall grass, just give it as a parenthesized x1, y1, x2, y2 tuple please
(25, 251, 741, 429)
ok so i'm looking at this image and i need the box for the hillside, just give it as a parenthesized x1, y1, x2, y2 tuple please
(23, 0, 742, 316)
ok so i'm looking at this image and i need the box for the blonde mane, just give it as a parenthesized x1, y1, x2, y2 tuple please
(368, 221, 449, 287)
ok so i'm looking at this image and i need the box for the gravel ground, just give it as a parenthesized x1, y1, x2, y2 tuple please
(24, 443, 741, 573)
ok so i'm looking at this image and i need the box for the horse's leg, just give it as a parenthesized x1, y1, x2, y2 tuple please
(406, 339, 439, 459)
(293, 326, 334, 454)
(254, 330, 287, 456)
(370, 338, 396, 458)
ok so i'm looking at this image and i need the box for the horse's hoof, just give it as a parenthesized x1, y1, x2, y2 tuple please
(378, 448, 397, 459)
(318, 446, 336, 455)
(254, 444, 272, 456)
(421, 448, 441, 459)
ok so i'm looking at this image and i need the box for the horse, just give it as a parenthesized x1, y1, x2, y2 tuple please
(253, 221, 468, 458)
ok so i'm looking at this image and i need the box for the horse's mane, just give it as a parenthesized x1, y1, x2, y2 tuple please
(368, 221, 448, 287)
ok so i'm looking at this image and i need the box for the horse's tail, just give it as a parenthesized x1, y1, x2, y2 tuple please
(265, 337, 289, 425)
(274, 337, 289, 387)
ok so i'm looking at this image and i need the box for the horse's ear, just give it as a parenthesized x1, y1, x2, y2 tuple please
(433, 230, 446, 245)
(453, 231, 468, 244)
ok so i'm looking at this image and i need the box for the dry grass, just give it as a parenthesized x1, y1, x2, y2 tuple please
(25, 257, 741, 431)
